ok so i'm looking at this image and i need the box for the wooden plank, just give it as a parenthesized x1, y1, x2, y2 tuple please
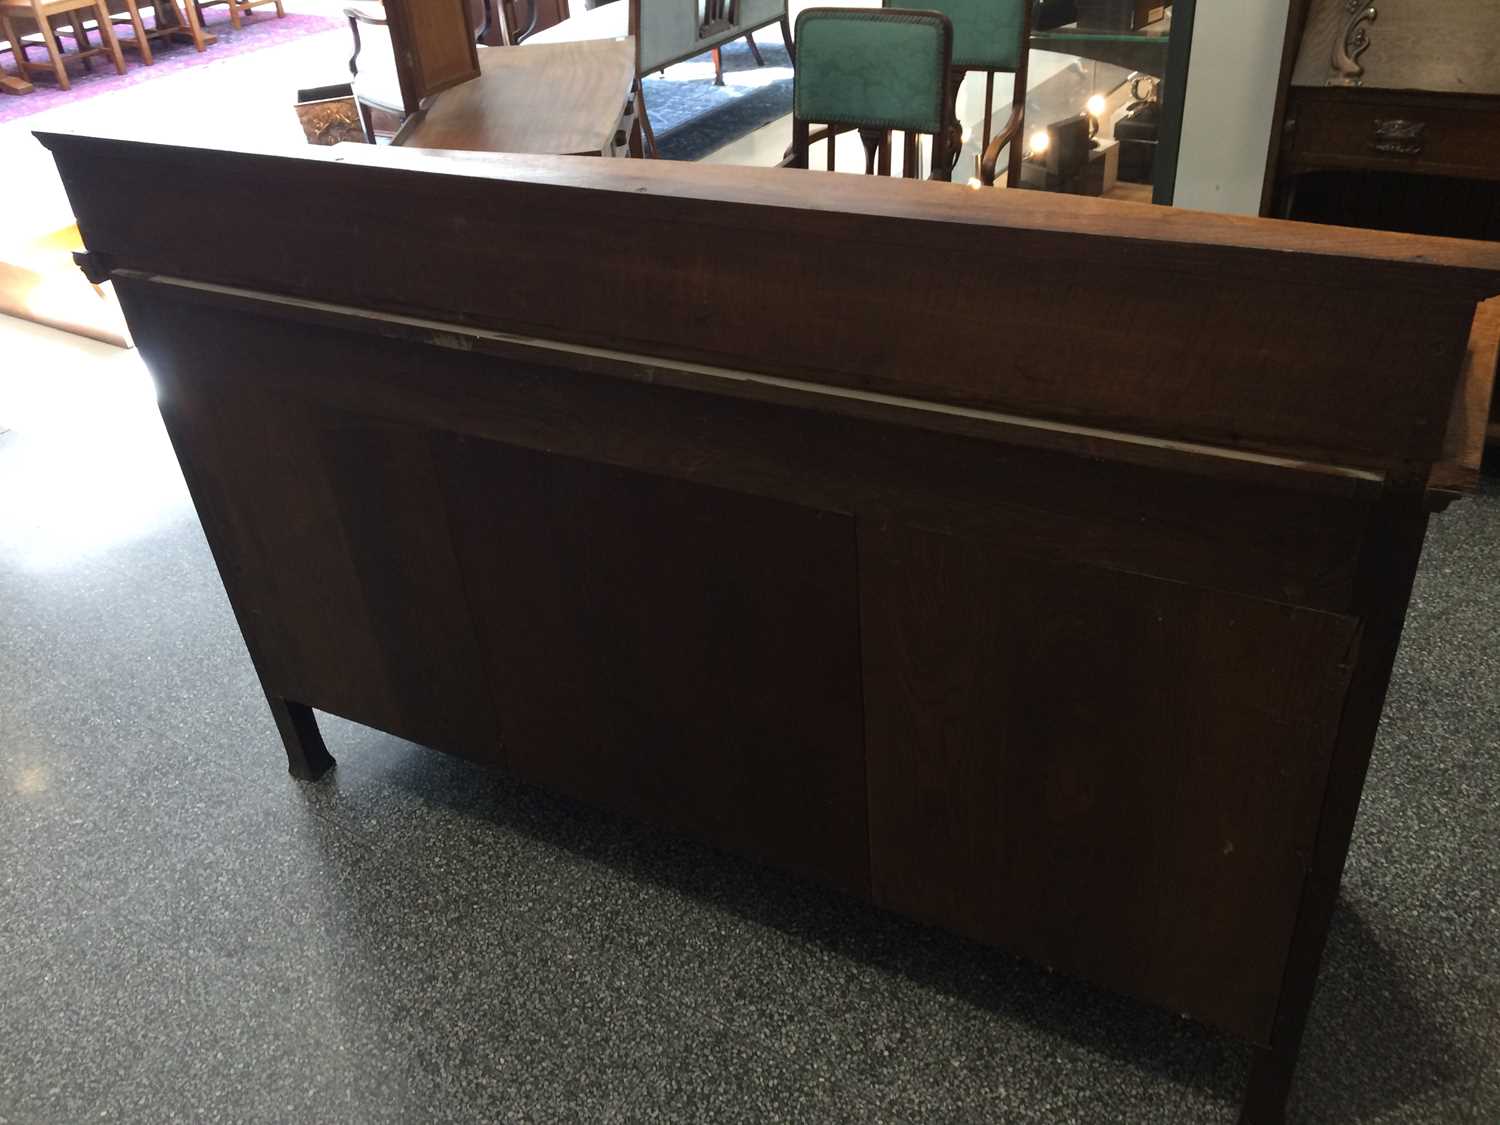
(436, 435, 871, 894)
(115, 279, 1374, 617)
(860, 521, 1359, 1042)
(1429, 296, 1500, 500)
(41, 134, 1500, 469)
(121, 287, 405, 735)
(312, 413, 505, 758)
(122, 271, 1387, 501)
(120, 282, 501, 756)
(1241, 490, 1430, 1120)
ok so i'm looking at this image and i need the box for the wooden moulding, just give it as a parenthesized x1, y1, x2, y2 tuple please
(38, 133, 1500, 474)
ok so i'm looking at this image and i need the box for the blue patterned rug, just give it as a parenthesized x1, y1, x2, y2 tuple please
(643, 37, 792, 161)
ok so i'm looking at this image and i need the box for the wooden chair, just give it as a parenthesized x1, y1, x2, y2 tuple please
(890, 0, 1032, 185)
(192, 0, 282, 32)
(345, 0, 484, 143)
(785, 7, 955, 181)
(525, 0, 794, 158)
(0, 0, 124, 90)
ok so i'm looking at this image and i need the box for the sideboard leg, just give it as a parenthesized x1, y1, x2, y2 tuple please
(266, 696, 336, 780)
(1240, 1045, 1293, 1125)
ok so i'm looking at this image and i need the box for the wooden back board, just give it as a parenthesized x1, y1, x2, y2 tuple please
(383, 0, 482, 110)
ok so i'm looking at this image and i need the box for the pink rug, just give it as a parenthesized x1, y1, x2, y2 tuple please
(0, 10, 341, 124)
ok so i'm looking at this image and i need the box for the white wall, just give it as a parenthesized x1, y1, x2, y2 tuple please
(1172, 2, 1290, 214)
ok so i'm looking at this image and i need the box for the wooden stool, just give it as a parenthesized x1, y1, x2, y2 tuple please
(0, 0, 125, 89)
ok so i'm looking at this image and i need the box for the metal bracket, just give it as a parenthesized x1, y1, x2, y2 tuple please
(73, 251, 114, 286)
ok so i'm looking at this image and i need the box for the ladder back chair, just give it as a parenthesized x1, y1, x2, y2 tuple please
(787, 7, 955, 181)
(884, 0, 1031, 185)
(345, 0, 481, 142)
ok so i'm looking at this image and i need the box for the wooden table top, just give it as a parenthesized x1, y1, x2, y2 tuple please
(396, 39, 636, 158)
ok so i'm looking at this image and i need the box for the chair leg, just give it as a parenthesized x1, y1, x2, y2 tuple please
(902, 131, 918, 179)
(272, 0, 284, 16)
(711, 45, 722, 86)
(859, 127, 881, 176)
(1, 14, 35, 91)
(94, 0, 125, 73)
(35, 15, 70, 90)
(121, 0, 153, 63)
(3, 14, 25, 65)
(778, 12, 793, 61)
(69, 15, 93, 73)
(745, 30, 763, 66)
(634, 78, 659, 158)
(356, 97, 376, 143)
(178, 0, 206, 50)
(265, 696, 336, 781)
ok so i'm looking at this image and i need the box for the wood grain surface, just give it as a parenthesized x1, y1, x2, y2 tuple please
(41, 135, 1500, 471)
(396, 39, 634, 156)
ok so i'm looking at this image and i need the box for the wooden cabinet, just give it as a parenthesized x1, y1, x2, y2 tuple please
(44, 134, 1500, 1123)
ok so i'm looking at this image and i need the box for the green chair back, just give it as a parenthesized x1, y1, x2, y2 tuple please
(792, 9, 954, 138)
(886, 0, 1028, 72)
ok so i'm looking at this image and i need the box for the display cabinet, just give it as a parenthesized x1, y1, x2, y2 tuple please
(949, 0, 1194, 202)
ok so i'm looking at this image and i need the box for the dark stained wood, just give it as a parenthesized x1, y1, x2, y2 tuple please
(52, 135, 1497, 1125)
(1259, 0, 1313, 216)
(1284, 88, 1500, 184)
(861, 521, 1357, 1042)
(266, 697, 336, 780)
(40, 136, 1500, 472)
(1240, 486, 1431, 1124)
(114, 275, 1377, 617)
(437, 436, 870, 894)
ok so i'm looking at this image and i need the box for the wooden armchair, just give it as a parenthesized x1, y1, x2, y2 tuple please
(0, 0, 125, 90)
(345, 0, 483, 142)
(784, 7, 955, 181)
(345, 4, 402, 140)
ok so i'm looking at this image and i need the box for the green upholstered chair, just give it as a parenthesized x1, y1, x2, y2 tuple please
(787, 8, 956, 181)
(883, 0, 1033, 186)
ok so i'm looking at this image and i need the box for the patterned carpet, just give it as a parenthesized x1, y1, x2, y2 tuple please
(648, 38, 793, 161)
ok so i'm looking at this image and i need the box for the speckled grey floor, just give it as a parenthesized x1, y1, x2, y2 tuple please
(1, 324, 1497, 1124)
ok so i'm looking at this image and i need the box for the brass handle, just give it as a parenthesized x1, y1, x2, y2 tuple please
(1368, 118, 1425, 156)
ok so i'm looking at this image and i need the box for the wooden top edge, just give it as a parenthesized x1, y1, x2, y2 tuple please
(33, 130, 1500, 293)
(124, 269, 1386, 499)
